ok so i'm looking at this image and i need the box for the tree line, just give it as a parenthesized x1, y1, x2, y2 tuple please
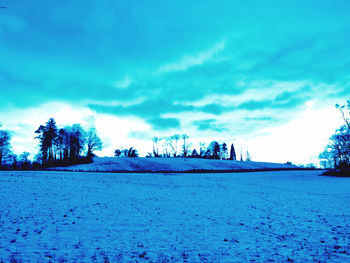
(0, 118, 102, 169)
(1, 117, 252, 170)
(114, 134, 250, 161)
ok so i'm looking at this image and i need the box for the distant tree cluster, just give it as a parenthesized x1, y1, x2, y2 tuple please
(319, 100, 350, 169)
(35, 118, 102, 166)
(146, 134, 251, 161)
(114, 147, 138, 157)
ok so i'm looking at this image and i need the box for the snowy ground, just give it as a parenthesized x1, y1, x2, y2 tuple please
(0, 170, 349, 262)
(51, 157, 297, 172)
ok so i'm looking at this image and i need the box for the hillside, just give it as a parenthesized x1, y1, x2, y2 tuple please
(50, 157, 298, 172)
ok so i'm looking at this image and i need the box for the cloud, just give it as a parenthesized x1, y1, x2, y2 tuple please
(114, 75, 132, 89)
(193, 119, 227, 132)
(158, 40, 226, 73)
(147, 117, 180, 130)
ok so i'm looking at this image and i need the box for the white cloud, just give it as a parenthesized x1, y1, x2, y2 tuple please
(244, 102, 343, 165)
(158, 40, 226, 73)
(114, 75, 132, 89)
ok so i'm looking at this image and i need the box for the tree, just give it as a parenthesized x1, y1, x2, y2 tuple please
(169, 134, 180, 157)
(114, 149, 121, 157)
(320, 100, 350, 169)
(35, 118, 58, 162)
(221, 143, 228, 159)
(191, 149, 199, 158)
(199, 142, 206, 157)
(163, 137, 172, 157)
(208, 141, 220, 159)
(19, 152, 31, 169)
(0, 129, 11, 166)
(152, 137, 161, 157)
(181, 134, 190, 157)
(68, 124, 86, 159)
(86, 129, 102, 157)
(127, 147, 138, 157)
(230, 144, 236, 160)
(246, 151, 251, 161)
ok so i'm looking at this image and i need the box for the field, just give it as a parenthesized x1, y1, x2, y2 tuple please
(50, 157, 297, 173)
(0, 170, 349, 262)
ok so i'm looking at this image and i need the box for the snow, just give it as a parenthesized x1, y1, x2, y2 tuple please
(0, 170, 349, 262)
(51, 157, 297, 172)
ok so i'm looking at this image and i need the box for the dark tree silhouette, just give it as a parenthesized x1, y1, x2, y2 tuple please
(127, 147, 138, 157)
(191, 149, 199, 158)
(208, 141, 221, 159)
(114, 149, 121, 157)
(320, 100, 350, 169)
(19, 152, 31, 169)
(222, 143, 228, 159)
(152, 137, 161, 157)
(35, 118, 58, 162)
(0, 128, 11, 166)
(230, 143, 236, 160)
(181, 134, 190, 157)
(86, 129, 102, 157)
(169, 134, 180, 157)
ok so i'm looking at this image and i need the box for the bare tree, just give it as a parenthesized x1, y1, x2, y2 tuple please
(86, 129, 102, 157)
(152, 137, 161, 157)
(163, 137, 172, 157)
(181, 134, 190, 157)
(169, 134, 180, 157)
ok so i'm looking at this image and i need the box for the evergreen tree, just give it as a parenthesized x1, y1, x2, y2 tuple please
(230, 144, 236, 160)
(246, 151, 251, 161)
(35, 118, 58, 162)
(191, 149, 199, 158)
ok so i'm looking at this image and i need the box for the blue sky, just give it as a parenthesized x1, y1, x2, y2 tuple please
(1, 0, 349, 164)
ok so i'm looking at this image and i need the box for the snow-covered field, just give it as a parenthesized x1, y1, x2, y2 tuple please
(0, 170, 349, 262)
(51, 157, 297, 172)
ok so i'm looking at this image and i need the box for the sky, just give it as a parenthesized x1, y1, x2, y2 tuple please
(0, 0, 349, 165)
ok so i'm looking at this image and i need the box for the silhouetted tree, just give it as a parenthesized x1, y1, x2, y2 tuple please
(199, 142, 206, 157)
(114, 149, 122, 157)
(19, 152, 31, 169)
(208, 141, 220, 159)
(320, 100, 350, 169)
(230, 144, 236, 160)
(86, 129, 102, 157)
(152, 137, 161, 157)
(35, 118, 58, 162)
(127, 147, 138, 157)
(169, 134, 180, 157)
(181, 134, 190, 157)
(0, 128, 11, 166)
(221, 143, 228, 159)
(246, 150, 251, 161)
(191, 149, 199, 158)
(163, 137, 172, 157)
(68, 124, 86, 159)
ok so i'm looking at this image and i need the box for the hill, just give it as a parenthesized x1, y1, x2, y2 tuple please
(50, 157, 298, 173)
